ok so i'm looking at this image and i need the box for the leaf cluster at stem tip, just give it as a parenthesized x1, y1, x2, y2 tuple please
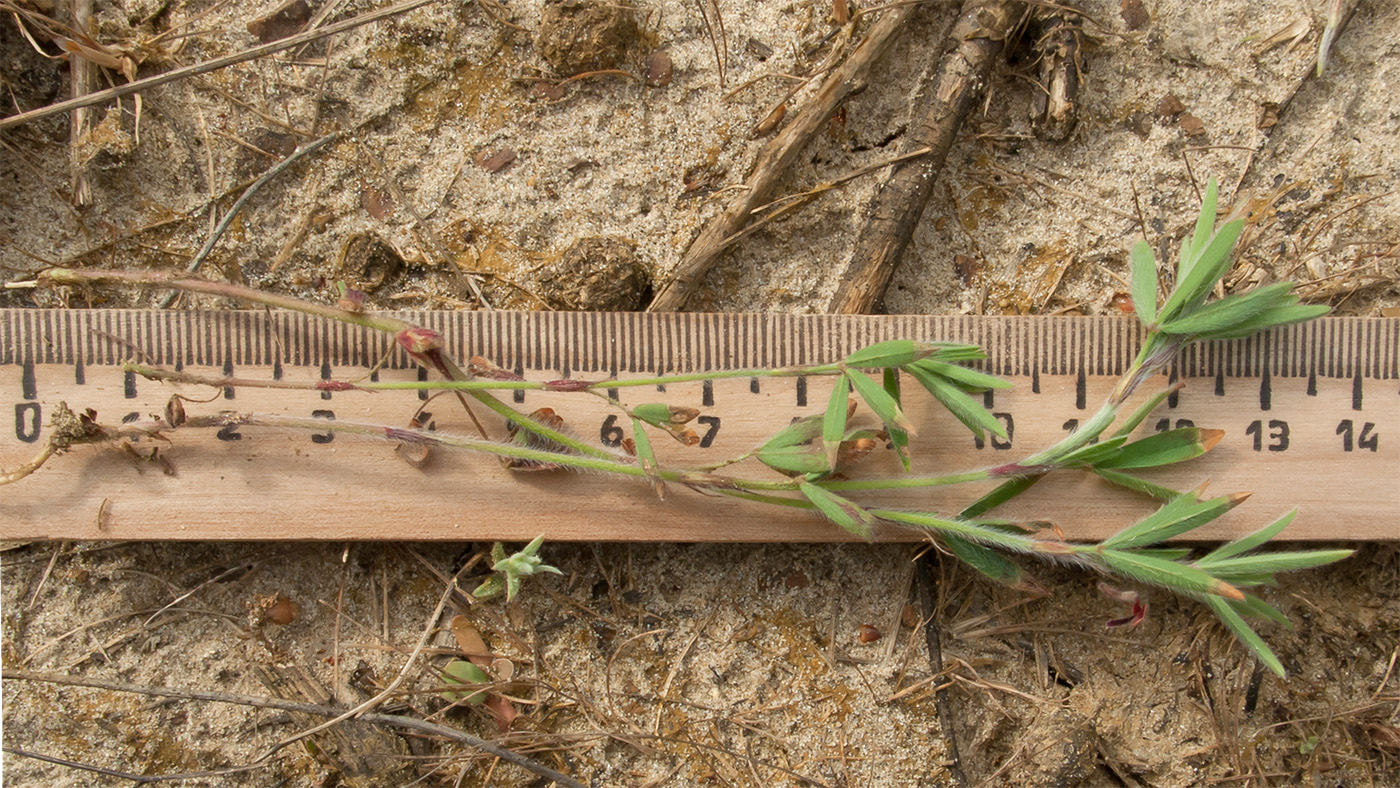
(1130, 178, 1330, 339)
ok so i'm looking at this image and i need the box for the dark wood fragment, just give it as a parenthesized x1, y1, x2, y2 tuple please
(828, 0, 1023, 315)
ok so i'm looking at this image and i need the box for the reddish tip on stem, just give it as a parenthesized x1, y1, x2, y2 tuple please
(315, 380, 358, 392)
(543, 379, 594, 392)
(991, 462, 1050, 477)
(396, 327, 443, 356)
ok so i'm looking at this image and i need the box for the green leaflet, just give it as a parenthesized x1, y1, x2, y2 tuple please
(1197, 509, 1296, 563)
(1099, 549, 1243, 600)
(1234, 593, 1292, 627)
(944, 535, 1027, 588)
(823, 375, 851, 470)
(1206, 596, 1285, 677)
(1201, 303, 1331, 339)
(1057, 435, 1130, 467)
(1184, 177, 1221, 280)
(959, 475, 1043, 519)
(1195, 550, 1355, 579)
(883, 368, 911, 471)
(632, 402, 674, 428)
(757, 443, 830, 477)
(926, 343, 988, 363)
(1099, 490, 1237, 550)
(759, 413, 823, 450)
(631, 418, 665, 499)
(905, 364, 1006, 440)
(440, 659, 491, 704)
(1161, 217, 1245, 320)
(1111, 385, 1180, 438)
(1129, 240, 1158, 325)
(1128, 547, 1193, 561)
(874, 509, 1042, 555)
(910, 359, 1012, 391)
(1158, 283, 1297, 336)
(1090, 467, 1181, 502)
(846, 368, 915, 434)
(843, 340, 941, 368)
(1092, 427, 1222, 470)
(800, 482, 877, 540)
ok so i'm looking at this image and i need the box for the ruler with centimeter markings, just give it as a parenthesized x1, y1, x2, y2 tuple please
(1, 309, 1396, 542)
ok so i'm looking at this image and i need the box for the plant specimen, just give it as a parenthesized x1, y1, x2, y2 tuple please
(5, 180, 1349, 677)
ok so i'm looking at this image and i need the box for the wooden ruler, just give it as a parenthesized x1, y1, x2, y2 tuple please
(1, 309, 1396, 542)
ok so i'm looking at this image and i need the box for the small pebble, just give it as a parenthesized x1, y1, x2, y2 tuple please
(476, 147, 518, 173)
(645, 51, 673, 87)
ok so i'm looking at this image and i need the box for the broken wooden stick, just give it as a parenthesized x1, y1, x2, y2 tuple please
(827, 0, 1023, 315)
(647, 5, 917, 312)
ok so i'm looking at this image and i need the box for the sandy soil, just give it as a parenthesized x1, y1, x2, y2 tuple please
(2, 0, 1398, 785)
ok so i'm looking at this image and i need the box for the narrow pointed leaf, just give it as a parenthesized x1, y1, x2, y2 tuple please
(1101, 492, 1245, 550)
(1197, 510, 1296, 564)
(630, 418, 665, 499)
(927, 343, 987, 363)
(800, 482, 877, 540)
(1057, 435, 1130, 467)
(1111, 385, 1179, 438)
(883, 368, 911, 471)
(875, 509, 1041, 555)
(1099, 549, 1244, 600)
(1206, 595, 1285, 677)
(1160, 217, 1245, 321)
(843, 340, 940, 368)
(1157, 283, 1295, 336)
(911, 359, 1013, 391)
(944, 535, 1028, 588)
(823, 375, 851, 469)
(1204, 303, 1331, 339)
(760, 413, 823, 451)
(1130, 240, 1158, 325)
(1185, 178, 1221, 272)
(907, 365, 1006, 440)
(1091, 467, 1182, 502)
(1129, 547, 1193, 561)
(1093, 427, 1223, 469)
(847, 368, 915, 434)
(1196, 549, 1353, 579)
(1099, 489, 1206, 549)
(757, 443, 830, 477)
(959, 475, 1043, 519)
(1235, 593, 1291, 627)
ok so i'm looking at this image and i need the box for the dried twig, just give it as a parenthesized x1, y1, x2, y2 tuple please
(68, 0, 96, 206)
(828, 0, 1024, 314)
(0, 0, 440, 131)
(919, 551, 970, 788)
(2, 668, 586, 788)
(1028, 4, 1083, 143)
(647, 4, 917, 312)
